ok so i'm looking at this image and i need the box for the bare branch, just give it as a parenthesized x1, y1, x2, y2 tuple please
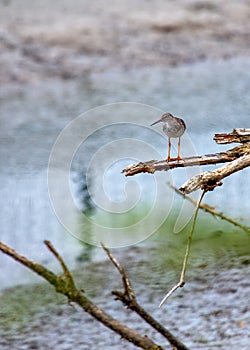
(102, 243, 190, 350)
(122, 143, 249, 177)
(0, 241, 59, 285)
(168, 183, 250, 234)
(214, 128, 250, 144)
(101, 242, 135, 299)
(180, 153, 250, 194)
(0, 241, 163, 350)
(44, 240, 76, 290)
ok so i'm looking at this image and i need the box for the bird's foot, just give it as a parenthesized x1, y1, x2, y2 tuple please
(166, 157, 183, 162)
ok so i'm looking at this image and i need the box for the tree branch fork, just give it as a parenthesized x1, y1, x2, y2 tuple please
(122, 129, 250, 195)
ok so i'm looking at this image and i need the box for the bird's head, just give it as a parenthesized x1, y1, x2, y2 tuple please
(150, 113, 173, 126)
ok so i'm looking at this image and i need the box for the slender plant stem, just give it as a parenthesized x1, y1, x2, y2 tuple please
(168, 183, 250, 234)
(159, 190, 206, 307)
(179, 190, 206, 284)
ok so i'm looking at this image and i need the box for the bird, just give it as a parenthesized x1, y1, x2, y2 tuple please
(151, 112, 186, 161)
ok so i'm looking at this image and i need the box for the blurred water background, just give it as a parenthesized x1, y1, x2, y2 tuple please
(1, 57, 250, 289)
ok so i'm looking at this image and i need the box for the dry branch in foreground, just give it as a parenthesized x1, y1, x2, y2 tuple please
(102, 243, 189, 350)
(0, 240, 189, 350)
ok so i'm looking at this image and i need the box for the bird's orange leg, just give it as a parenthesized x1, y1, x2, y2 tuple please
(166, 137, 171, 161)
(177, 137, 181, 160)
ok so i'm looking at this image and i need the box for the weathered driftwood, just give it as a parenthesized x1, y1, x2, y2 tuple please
(179, 153, 250, 194)
(122, 142, 250, 177)
(122, 129, 250, 195)
(214, 128, 250, 144)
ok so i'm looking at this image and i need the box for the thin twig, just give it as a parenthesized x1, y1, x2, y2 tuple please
(101, 242, 135, 299)
(44, 240, 76, 289)
(159, 190, 206, 307)
(168, 183, 250, 234)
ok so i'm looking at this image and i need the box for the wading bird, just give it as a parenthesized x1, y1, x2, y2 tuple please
(151, 112, 186, 161)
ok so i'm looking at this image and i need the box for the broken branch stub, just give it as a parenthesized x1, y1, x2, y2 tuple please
(214, 128, 250, 144)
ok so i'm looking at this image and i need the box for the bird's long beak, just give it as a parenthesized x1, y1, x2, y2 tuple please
(150, 118, 162, 126)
